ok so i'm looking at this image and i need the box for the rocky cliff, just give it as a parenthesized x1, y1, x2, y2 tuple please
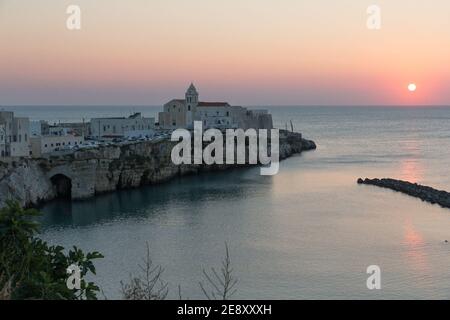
(0, 130, 316, 208)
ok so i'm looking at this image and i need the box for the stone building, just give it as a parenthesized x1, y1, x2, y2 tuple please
(158, 83, 199, 130)
(90, 112, 155, 139)
(0, 122, 6, 157)
(0, 111, 30, 158)
(158, 84, 273, 130)
(30, 134, 85, 158)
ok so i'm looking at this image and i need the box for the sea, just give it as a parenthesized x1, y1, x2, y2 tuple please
(5, 105, 450, 299)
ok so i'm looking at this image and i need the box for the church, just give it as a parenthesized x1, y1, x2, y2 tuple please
(158, 84, 273, 130)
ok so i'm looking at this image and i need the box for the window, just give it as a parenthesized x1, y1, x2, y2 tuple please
(188, 105, 191, 111)
(25, 134, 28, 142)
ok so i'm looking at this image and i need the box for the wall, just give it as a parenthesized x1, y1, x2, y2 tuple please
(197, 106, 234, 129)
(160, 100, 187, 129)
(90, 116, 155, 138)
(0, 124, 6, 158)
(10, 117, 30, 157)
(30, 135, 85, 157)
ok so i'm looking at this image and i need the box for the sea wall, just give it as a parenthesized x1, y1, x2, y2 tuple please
(357, 178, 450, 209)
(0, 130, 316, 208)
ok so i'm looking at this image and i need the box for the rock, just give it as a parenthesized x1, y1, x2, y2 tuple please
(357, 177, 450, 210)
(0, 160, 55, 208)
(0, 130, 316, 208)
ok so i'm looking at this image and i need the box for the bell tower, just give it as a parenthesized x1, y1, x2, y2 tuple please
(185, 83, 198, 108)
(185, 83, 198, 128)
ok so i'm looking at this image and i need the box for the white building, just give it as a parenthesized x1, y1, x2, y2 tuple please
(158, 84, 273, 130)
(90, 113, 155, 139)
(0, 111, 31, 158)
(196, 103, 233, 129)
(30, 120, 45, 136)
(0, 123, 6, 158)
(31, 120, 89, 137)
(30, 134, 85, 158)
(48, 126, 72, 136)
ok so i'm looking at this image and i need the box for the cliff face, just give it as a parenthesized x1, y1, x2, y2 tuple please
(0, 161, 54, 208)
(0, 131, 316, 208)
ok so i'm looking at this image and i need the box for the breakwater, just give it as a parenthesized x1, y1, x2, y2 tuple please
(357, 178, 450, 209)
(0, 130, 316, 208)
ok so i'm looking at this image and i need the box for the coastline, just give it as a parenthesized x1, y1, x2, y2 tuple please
(0, 130, 316, 209)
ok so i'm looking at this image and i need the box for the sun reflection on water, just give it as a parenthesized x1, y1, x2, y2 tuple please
(402, 218, 430, 274)
(398, 139, 424, 183)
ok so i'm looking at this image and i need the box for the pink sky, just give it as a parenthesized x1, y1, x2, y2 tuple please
(1, 0, 449, 105)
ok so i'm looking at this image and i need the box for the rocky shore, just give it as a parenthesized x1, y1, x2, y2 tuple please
(0, 130, 316, 208)
(357, 178, 450, 209)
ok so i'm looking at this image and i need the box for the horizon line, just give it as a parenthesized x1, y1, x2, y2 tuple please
(2, 104, 450, 108)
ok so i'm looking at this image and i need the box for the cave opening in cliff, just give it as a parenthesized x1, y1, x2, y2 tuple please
(50, 174, 72, 199)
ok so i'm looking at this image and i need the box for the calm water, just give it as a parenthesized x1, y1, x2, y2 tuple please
(10, 105, 450, 299)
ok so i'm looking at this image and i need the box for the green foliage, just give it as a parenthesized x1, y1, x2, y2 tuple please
(0, 200, 103, 300)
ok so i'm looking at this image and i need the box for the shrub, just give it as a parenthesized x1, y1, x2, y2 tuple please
(0, 200, 103, 300)
(199, 243, 238, 300)
(120, 243, 168, 300)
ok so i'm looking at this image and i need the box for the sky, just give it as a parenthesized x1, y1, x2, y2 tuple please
(1, 0, 450, 106)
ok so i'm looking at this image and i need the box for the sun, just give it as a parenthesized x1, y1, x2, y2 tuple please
(408, 83, 417, 92)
